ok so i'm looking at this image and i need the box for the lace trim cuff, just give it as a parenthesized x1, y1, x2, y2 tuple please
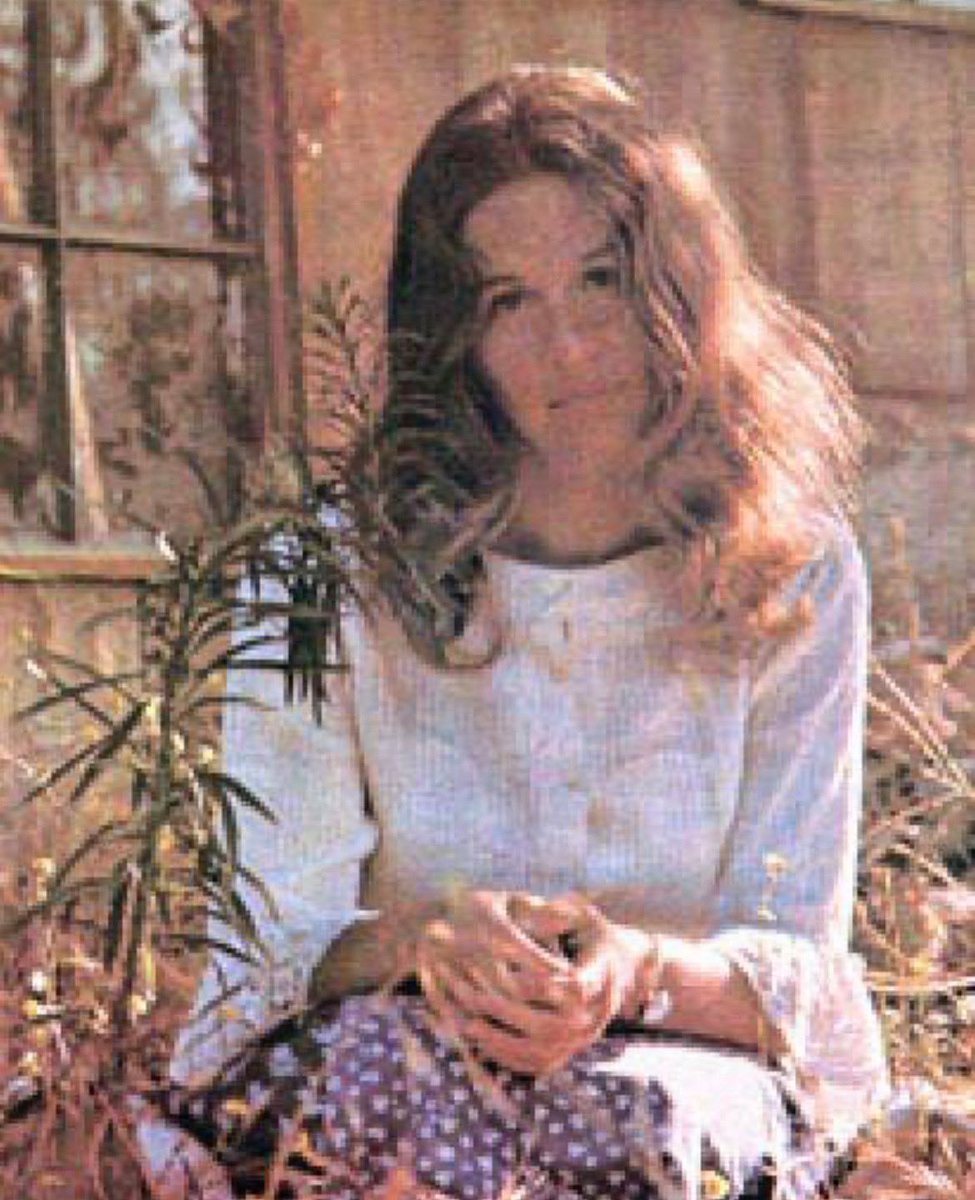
(708, 928, 891, 1146)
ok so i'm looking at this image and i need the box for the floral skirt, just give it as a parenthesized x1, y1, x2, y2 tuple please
(151, 992, 853, 1200)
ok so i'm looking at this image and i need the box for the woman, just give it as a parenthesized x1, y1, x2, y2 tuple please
(160, 66, 888, 1199)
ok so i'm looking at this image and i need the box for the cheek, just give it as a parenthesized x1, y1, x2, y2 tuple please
(477, 329, 544, 417)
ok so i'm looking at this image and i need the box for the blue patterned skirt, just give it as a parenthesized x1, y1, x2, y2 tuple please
(156, 992, 852, 1199)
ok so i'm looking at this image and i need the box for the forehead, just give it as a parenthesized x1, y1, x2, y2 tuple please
(462, 174, 613, 274)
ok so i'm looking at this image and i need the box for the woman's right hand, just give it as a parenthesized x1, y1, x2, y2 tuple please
(416, 889, 610, 1074)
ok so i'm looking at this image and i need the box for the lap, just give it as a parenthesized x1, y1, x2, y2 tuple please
(156, 993, 843, 1200)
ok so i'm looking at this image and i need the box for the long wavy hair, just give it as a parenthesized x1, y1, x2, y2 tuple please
(356, 65, 863, 666)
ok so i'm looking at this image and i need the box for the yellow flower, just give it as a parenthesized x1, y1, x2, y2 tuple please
(129, 993, 151, 1020)
(18, 1051, 41, 1076)
(22, 998, 42, 1021)
(31, 857, 56, 881)
(221, 1098, 252, 1119)
(701, 1169, 731, 1200)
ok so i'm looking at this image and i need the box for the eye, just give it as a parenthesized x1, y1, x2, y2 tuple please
(483, 286, 527, 320)
(582, 262, 622, 292)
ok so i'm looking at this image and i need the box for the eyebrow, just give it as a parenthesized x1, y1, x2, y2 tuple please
(474, 240, 619, 290)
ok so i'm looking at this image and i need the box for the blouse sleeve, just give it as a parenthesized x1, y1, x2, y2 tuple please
(168, 574, 378, 1085)
(703, 519, 890, 1147)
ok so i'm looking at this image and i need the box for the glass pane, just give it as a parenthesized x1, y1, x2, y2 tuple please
(0, 0, 30, 223)
(54, 1, 245, 239)
(0, 246, 49, 534)
(65, 252, 250, 539)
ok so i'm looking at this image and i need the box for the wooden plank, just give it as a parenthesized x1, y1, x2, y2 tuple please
(677, 0, 813, 294)
(292, 0, 462, 300)
(745, 0, 975, 37)
(458, 0, 610, 90)
(949, 35, 975, 401)
(606, 0, 687, 131)
(0, 540, 166, 582)
(862, 397, 975, 638)
(803, 19, 968, 394)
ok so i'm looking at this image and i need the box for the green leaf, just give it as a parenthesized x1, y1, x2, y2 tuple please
(15, 671, 142, 723)
(178, 693, 271, 720)
(237, 862, 280, 924)
(193, 631, 284, 681)
(196, 769, 278, 825)
(103, 868, 131, 969)
(224, 887, 266, 953)
(27, 645, 140, 695)
(17, 736, 108, 807)
(186, 609, 235, 657)
(49, 819, 126, 892)
(66, 702, 147, 806)
(216, 788, 240, 870)
(160, 930, 258, 966)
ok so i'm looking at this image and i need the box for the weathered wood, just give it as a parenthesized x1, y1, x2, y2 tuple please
(802, 19, 968, 395)
(950, 36, 975, 403)
(458, 0, 610, 87)
(746, 0, 975, 37)
(862, 397, 975, 638)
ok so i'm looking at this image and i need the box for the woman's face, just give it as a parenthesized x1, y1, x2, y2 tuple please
(463, 173, 651, 475)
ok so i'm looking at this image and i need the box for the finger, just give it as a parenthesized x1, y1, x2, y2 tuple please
(436, 959, 572, 1038)
(507, 893, 578, 940)
(467, 900, 575, 976)
(454, 948, 582, 1018)
(461, 1014, 582, 1076)
(570, 948, 624, 1028)
(417, 949, 469, 1041)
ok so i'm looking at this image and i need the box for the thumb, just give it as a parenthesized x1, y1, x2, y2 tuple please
(507, 893, 584, 945)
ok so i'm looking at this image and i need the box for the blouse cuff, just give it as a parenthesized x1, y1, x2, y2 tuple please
(708, 927, 891, 1147)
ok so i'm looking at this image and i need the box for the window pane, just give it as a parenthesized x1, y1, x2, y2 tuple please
(0, 247, 49, 534)
(0, 0, 30, 223)
(65, 252, 250, 539)
(54, 1, 245, 239)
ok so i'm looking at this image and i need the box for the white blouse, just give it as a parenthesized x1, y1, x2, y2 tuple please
(171, 518, 889, 1148)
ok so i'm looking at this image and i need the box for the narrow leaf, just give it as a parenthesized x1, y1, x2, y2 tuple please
(67, 702, 146, 806)
(197, 769, 278, 825)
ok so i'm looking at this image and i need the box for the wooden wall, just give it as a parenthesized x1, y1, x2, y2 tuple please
(290, 0, 975, 640)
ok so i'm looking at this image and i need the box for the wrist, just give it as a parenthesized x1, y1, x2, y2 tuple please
(619, 931, 670, 1022)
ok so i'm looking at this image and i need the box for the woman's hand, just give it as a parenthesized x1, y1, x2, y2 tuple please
(415, 889, 572, 1046)
(418, 890, 661, 1075)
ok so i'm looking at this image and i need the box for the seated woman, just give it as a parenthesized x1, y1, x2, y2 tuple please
(159, 65, 889, 1200)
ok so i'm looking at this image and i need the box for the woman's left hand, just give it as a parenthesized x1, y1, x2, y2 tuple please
(423, 892, 659, 1075)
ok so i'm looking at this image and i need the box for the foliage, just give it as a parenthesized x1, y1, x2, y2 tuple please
(0, 278, 385, 1197)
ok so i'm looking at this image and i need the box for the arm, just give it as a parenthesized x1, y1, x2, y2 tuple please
(169, 573, 377, 1084)
(696, 519, 888, 1142)
(533, 523, 886, 1116)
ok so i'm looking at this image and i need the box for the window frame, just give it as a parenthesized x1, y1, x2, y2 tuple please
(742, 0, 975, 34)
(0, 0, 302, 578)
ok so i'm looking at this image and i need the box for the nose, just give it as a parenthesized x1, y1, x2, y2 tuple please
(545, 304, 590, 369)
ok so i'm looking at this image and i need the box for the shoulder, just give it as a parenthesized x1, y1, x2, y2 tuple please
(780, 516, 869, 621)
(750, 517, 869, 689)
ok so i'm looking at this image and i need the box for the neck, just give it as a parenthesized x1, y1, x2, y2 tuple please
(492, 456, 659, 566)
